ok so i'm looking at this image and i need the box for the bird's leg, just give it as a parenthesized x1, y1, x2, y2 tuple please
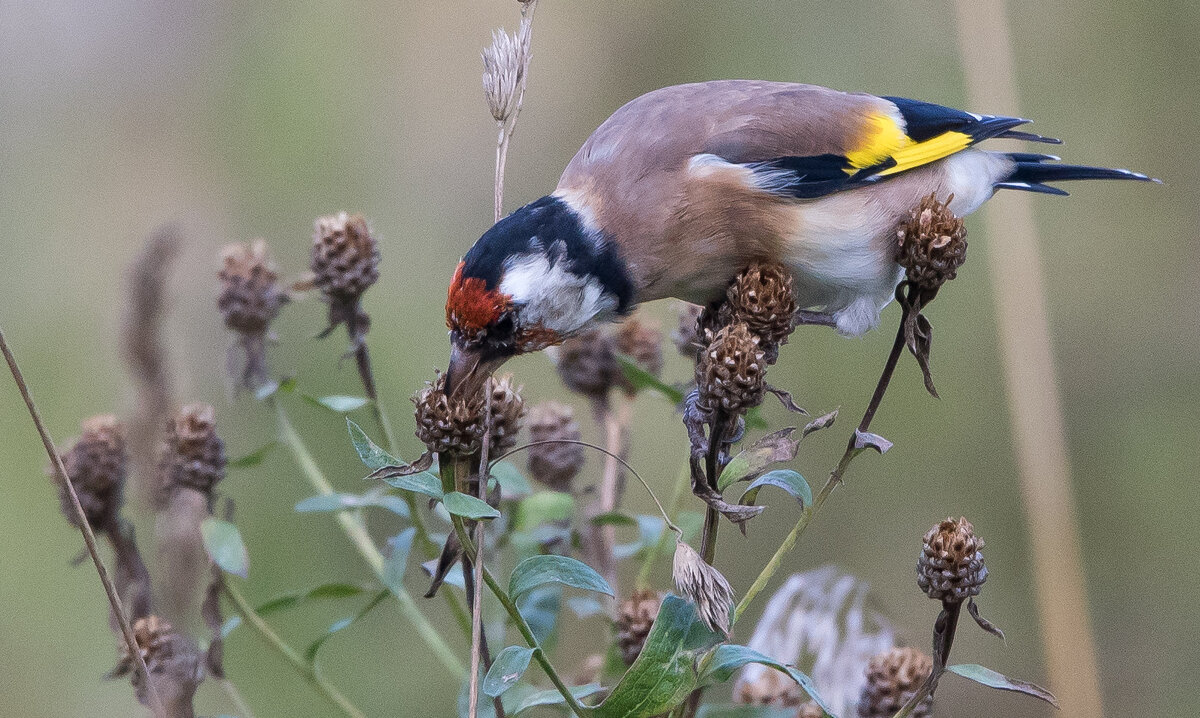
(793, 309, 838, 328)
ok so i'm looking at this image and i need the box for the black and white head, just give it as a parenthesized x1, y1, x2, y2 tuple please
(444, 195, 633, 397)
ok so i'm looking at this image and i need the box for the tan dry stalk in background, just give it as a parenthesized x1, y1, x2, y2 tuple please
(952, 3, 1105, 716)
(483, 0, 538, 223)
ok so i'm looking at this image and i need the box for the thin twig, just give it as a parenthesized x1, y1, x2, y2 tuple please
(0, 327, 166, 717)
(218, 679, 257, 718)
(467, 382, 493, 718)
(223, 581, 365, 718)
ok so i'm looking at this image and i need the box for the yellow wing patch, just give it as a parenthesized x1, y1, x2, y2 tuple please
(876, 130, 973, 176)
(844, 111, 975, 178)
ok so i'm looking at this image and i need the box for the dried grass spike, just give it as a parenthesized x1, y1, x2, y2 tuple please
(672, 540, 734, 635)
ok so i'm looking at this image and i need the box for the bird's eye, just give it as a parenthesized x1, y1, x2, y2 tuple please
(491, 311, 516, 338)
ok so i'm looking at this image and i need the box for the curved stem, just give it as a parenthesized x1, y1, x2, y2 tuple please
(636, 464, 691, 590)
(699, 413, 729, 564)
(271, 397, 466, 678)
(223, 581, 365, 718)
(218, 679, 257, 718)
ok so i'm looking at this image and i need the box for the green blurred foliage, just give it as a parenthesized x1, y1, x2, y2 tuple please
(0, 1, 1196, 716)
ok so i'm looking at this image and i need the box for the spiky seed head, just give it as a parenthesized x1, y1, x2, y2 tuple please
(553, 328, 620, 399)
(413, 373, 525, 456)
(311, 212, 379, 302)
(672, 540, 735, 636)
(696, 322, 767, 416)
(217, 239, 284, 335)
(727, 262, 797, 361)
(917, 517, 988, 603)
(896, 193, 968, 291)
(526, 402, 584, 490)
(733, 668, 807, 707)
(481, 22, 530, 123)
(671, 302, 705, 359)
(113, 615, 205, 711)
(154, 404, 226, 508)
(857, 647, 933, 718)
(616, 589, 662, 666)
(57, 414, 126, 532)
(615, 315, 664, 392)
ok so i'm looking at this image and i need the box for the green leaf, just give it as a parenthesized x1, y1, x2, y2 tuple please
(514, 491, 575, 531)
(947, 664, 1059, 708)
(383, 528, 416, 596)
(589, 595, 723, 717)
(228, 441, 277, 469)
(305, 394, 370, 413)
(347, 419, 398, 470)
(589, 511, 638, 528)
(254, 376, 295, 400)
(509, 684, 604, 715)
(490, 461, 533, 498)
(744, 407, 769, 431)
(508, 555, 613, 601)
(482, 645, 536, 697)
(201, 518, 248, 578)
(381, 471, 443, 499)
(294, 492, 410, 517)
(696, 707, 799, 718)
(254, 583, 367, 616)
(616, 354, 685, 403)
(305, 589, 388, 664)
(443, 491, 501, 520)
(717, 428, 800, 491)
(698, 645, 831, 717)
(739, 470, 811, 508)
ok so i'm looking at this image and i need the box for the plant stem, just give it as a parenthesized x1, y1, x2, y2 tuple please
(635, 463, 691, 590)
(468, 386, 493, 718)
(698, 413, 729, 564)
(0, 327, 166, 717)
(223, 581, 366, 718)
(218, 679, 257, 718)
(270, 396, 466, 678)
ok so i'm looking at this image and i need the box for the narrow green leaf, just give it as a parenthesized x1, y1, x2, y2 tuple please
(514, 491, 575, 531)
(443, 491, 501, 520)
(698, 644, 831, 717)
(294, 491, 409, 517)
(254, 377, 295, 400)
(305, 394, 370, 413)
(509, 555, 613, 601)
(588, 511, 638, 528)
(227, 441, 277, 469)
(947, 664, 1059, 708)
(717, 428, 800, 491)
(381, 471, 443, 499)
(616, 354, 685, 403)
(383, 528, 416, 596)
(490, 461, 533, 498)
(255, 583, 367, 616)
(347, 419, 398, 470)
(201, 518, 248, 578)
(304, 589, 388, 664)
(739, 470, 812, 508)
(509, 684, 604, 715)
(482, 645, 536, 697)
(589, 595, 723, 717)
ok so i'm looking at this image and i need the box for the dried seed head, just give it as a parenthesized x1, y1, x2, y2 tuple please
(526, 402, 584, 490)
(696, 322, 766, 416)
(481, 22, 530, 123)
(311, 212, 379, 303)
(671, 302, 705, 359)
(896, 194, 967, 291)
(672, 540, 735, 636)
(857, 647, 933, 718)
(217, 239, 284, 335)
(727, 262, 797, 361)
(733, 668, 807, 707)
(57, 414, 126, 532)
(616, 589, 662, 665)
(114, 615, 205, 712)
(554, 328, 620, 399)
(615, 316, 664, 385)
(413, 373, 525, 456)
(917, 517, 988, 603)
(154, 404, 226, 507)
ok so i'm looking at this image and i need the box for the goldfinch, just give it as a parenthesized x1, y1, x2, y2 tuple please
(444, 80, 1154, 394)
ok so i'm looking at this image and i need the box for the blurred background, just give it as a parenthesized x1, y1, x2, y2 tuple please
(1, 1, 1195, 716)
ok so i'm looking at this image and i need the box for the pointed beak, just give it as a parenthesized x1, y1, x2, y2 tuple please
(445, 344, 506, 400)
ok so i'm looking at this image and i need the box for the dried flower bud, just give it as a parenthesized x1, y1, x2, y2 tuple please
(727, 262, 797, 361)
(218, 240, 283, 335)
(673, 540, 735, 636)
(414, 373, 525, 456)
(896, 193, 967, 291)
(857, 647, 933, 718)
(312, 213, 379, 301)
(554, 328, 619, 399)
(616, 589, 662, 665)
(113, 615, 205, 713)
(734, 667, 806, 707)
(696, 323, 766, 416)
(917, 517, 988, 603)
(526, 402, 584, 490)
(615, 316, 664, 387)
(481, 22, 530, 123)
(155, 404, 226, 507)
(672, 302, 705, 359)
(57, 414, 126, 532)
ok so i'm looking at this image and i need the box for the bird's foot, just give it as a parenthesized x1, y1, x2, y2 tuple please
(793, 309, 838, 328)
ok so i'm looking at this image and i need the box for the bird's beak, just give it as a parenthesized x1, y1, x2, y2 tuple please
(445, 344, 506, 400)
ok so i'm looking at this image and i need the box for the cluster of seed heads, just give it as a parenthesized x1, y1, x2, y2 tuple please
(413, 372, 525, 457)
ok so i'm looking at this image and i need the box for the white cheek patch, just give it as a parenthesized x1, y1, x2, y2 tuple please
(499, 253, 617, 336)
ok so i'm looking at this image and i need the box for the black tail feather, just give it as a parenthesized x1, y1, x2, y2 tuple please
(996, 154, 1158, 196)
(998, 129, 1063, 145)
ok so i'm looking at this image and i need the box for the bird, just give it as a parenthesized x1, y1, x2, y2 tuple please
(444, 80, 1155, 396)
